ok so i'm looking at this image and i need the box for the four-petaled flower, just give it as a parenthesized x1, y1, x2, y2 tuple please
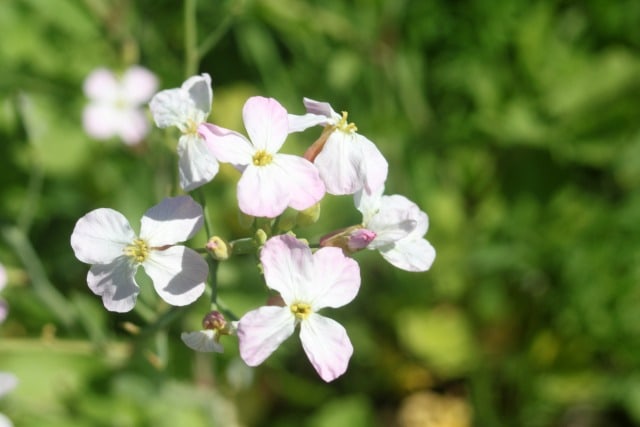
(354, 187, 436, 272)
(237, 234, 360, 382)
(70, 196, 208, 312)
(83, 66, 158, 145)
(288, 97, 388, 196)
(149, 74, 219, 191)
(199, 96, 326, 218)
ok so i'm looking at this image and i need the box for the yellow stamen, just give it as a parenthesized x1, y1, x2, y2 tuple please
(290, 302, 312, 320)
(336, 111, 358, 133)
(123, 238, 150, 264)
(253, 150, 273, 166)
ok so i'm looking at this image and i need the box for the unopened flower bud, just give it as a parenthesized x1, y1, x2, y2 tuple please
(303, 125, 333, 162)
(320, 225, 372, 253)
(202, 310, 234, 336)
(296, 203, 321, 227)
(255, 229, 268, 246)
(346, 228, 376, 251)
(206, 236, 231, 261)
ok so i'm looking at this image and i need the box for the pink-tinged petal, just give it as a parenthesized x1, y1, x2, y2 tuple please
(182, 73, 212, 117)
(117, 109, 150, 145)
(0, 372, 18, 397)
(140, 196, 204, 246)
(243, 96, 288, 152)
(347, 228, 377, 251)
(71, 208, 135, 265)
(198, 123, 254, 166)
(367, 195, 421, 247)
(176, 133, 220, 191)
(82, 103, 121, 140)
(83, 68, 119, 102)
(271, 154, 325, 211)
(302, 98, 338, 120)
(260, 235, 313, 303)
(237, 306, 295, 366)
(379, 237, 436, 272)
(181, 330, 224, 353)
(307, 247, 360, 310)
(359, 134, 388, 195)
(287, 113, 328, 133)
(237, 165, 289, 218)
(87, 257, 139, 313)
(121, 66, 158, 105)
(314, 132, 364, 195)
(300, 314, 353, 382)
(149, 88, 191, 130)
(143, 246, 207, 306)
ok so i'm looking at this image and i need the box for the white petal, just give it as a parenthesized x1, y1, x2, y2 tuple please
(143, 246, 207, 306)
(314, 132, 364, 195)
(302, 98, 339, 121)
(198, 123, 253, 166)
(237, 306, 295, 366)
(0, 263, 7, 291)
(83, 68, 118, 102)
(354, 186, 384, 224)
(82, 103, 120, 140)
(287, 113, 328, 133)
(0, 372, 18, 397)
(87, 257, 140, 312)
(308, 247, 360, 310)
(0, 413, 13, 427)
(121, 66, 158, 105)
(260, 235, 313, 304)
(242, 96, 288, 153)
(176, 134, 220, 191)
(181, 330, 224, 353)
(236, 165, 289, 218)
(379, 237, 436, 272)
(182, 73, 212, 117)
(139, 196, 204, 247)
(116, 108, 150, 145)
(149, 87, 191, 129)
(271, 154, 325, 211)
(71, 208, 135, 265)
(367, 195, 422, 247)
(358, 134, 388, 195)
(300, 314, 353, 382)
(0, 300, 7, 324)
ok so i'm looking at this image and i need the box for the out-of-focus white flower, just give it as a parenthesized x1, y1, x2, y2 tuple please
(199, 96, 325, 218)
(0, 372, 17, 427)
(237, 235, 360, 382)
(83, 66, 158, 145)
(149, 74, 219, 191)
(354, 187, 435, 272)
(70, 196, 208, 312)
(288, 98, 388, 196)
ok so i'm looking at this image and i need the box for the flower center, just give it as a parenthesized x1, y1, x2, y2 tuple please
(124, 238, 150, 264)
(336, 111, 358, 133)
(252, 150, 273, 166)
(185, 119, 199, 135)
(290, 302, 312, 320)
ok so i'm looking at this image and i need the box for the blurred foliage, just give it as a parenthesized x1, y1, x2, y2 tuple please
(1, 0, 640, 426)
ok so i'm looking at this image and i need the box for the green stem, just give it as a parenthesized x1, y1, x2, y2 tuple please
(184, 0, 199, 77)
(197, 13, 234, 60)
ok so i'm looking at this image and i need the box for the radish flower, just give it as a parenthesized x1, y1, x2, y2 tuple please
(83, 66, 158, 145)
(149, 74, 219, 191)
(199, 96, 325, 218)
(70, 196, 208, 312)
(355, 187, 435, 272)
(237, 235, 360, 382)
(288, 98, 388, 196)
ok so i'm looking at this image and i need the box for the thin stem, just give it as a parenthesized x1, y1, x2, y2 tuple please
(197, 13, 234, 60)
(184, 0, 199, 77)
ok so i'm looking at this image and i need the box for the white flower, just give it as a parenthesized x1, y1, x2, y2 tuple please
(149, 74, 219, 191)
(355, 187, 435, 272)
(288, 98, 388, 196)
(237, 235, 360, 382)
(0, 372, 17, 427)
(70, 196, 208, 312)
(199, 96, 325, 218)
(83, 66, 158, 145)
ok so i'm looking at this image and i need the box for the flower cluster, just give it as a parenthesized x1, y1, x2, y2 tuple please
(72, 72, 435, 382)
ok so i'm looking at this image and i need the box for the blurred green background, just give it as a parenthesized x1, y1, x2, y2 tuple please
(2, 0, 640, 426)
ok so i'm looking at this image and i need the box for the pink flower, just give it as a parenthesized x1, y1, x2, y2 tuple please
(83, 66, 158, 145)
(70, 196, 208, 312)
(199, 96, 325, 218)
(288, 98, 388, 196)
(237, 235, 360, 382)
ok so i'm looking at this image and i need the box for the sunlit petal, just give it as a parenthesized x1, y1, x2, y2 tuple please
(237, 306, 295, 366)
(87, 257, 139, 313)
(71, 208, 135, 264)
(300, 314, 353, 382)
(140, 196, 204, 246)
